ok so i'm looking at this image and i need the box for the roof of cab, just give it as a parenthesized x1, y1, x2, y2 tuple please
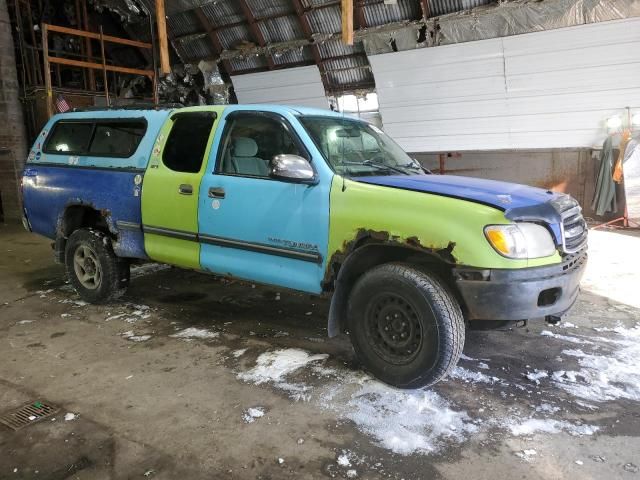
(48, 108, 173, 121)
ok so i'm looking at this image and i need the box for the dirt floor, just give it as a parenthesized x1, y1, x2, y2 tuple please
(0, 224, 639, 480)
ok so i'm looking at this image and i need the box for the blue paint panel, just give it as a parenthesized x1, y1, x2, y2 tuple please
(197, 105, 334, 294)
(353, 174, 560, 211)
(27, 109, 170, 170)
(22, 165, 146, 259)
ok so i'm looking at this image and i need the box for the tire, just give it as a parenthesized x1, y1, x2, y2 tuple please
(65, 229, 129, 304)
(347, 263, 465, 389)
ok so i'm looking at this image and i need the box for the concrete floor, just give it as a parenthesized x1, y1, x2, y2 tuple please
(0, 224, 639, 480)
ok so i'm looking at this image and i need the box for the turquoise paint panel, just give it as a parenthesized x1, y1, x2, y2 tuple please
(197, 105, 334, 294)
(28, 109, 171, 170)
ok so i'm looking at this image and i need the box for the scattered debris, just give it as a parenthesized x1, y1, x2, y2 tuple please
(64, 413, 77, 421)
(242, 407, 265, 423)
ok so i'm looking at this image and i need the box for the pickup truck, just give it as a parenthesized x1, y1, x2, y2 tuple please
(22, 105, 588, 388)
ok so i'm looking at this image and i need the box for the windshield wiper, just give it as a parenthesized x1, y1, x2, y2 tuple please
(360, 160, 410, 175)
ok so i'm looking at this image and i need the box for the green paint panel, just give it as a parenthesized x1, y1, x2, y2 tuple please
(329, 177, 560, 269)
(141, 106, 226, 269)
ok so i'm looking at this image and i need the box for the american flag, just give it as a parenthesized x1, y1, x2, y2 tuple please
(55, 95, 71, 113)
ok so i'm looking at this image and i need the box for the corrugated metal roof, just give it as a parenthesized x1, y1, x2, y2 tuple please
(306, 5, 342, 34)
(229, 55, 267, 72)
(246, 0, 294, 18)
(324, 54, 374, 90)
(300, 0, 336, 8)
(137, 0, 498, 90)
(200, 1, 245, 28)
(259, 15, 305, 43)
(167, 10, 201, 37)
(430, 0, 493, 17)
(164, 0, 216, 16)
(218, 24, 254, 50)
(272, 46, 313, 65)
(317, 39, 363, 60)
(173, 35, 215, 61)
(363, 0, 422, 27)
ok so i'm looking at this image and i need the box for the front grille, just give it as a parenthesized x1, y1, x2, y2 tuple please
(556, 198, 588, 254)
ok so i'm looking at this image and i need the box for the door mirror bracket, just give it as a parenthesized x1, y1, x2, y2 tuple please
(269, 154, 317, 184)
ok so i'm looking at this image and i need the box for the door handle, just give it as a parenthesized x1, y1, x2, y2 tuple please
(178, 184, 193, 195)
(208, 187, 225, 199)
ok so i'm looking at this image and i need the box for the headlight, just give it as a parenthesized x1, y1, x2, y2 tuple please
(484, 223, 556, 259)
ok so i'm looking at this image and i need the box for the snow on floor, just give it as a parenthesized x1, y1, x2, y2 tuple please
(238, 349, 328, 385)
(551, 324, 640, 402)
(581, 230, 640, 309)
(130, 263, 171, 279)
(235, 348, 598, 455)
(169, 327, 219, 340)
(242, 406, 265, 423)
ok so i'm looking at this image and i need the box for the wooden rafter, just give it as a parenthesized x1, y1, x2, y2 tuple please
(237, 0, 275, 70)
(341, 0, 354, 45)
(193, 7, 234, 75)
(155, 0, 171, 73)
(291, 0, 332, 92)
(420, 0, 431, 20)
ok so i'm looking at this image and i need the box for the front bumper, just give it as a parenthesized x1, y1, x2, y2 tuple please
(453, 251, 587, 321)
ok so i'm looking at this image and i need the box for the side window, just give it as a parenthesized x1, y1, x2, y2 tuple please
(89, 121, 146, 157)
(163, 113, 215, 173)
(218, 115, 302, 177)
(44, 122, 93, 154)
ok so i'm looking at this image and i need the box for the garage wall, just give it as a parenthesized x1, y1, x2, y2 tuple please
(231, 65, 328, 110)
(370, 17, 640, 152)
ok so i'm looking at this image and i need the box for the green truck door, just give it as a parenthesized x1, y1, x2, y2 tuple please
(141, 109, 220, 269)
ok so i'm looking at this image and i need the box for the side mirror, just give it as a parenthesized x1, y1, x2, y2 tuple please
(269, 154, 317, 184)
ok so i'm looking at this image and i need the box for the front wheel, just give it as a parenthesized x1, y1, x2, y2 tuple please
(65, 229, 129, 304)
(347, 263, 465, 388)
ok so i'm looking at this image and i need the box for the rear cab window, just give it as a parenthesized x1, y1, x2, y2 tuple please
(30, 110, 172, 170)
(44, 119, 147, 158)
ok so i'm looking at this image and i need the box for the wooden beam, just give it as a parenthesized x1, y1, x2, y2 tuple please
(420, 0, 431, 20)
(237, 0, 275, 69)
(355, 0, 367, 29)
(80, 0, 96, 90)
(48, 56, 154, 78)
(42, 23, 53, 118)
(193, 8, 234, 75)
(155, 0, 171, 73)
(341, 0, 354, 45)
(291, 0, 331, 92)
(44, 24, 152, 49)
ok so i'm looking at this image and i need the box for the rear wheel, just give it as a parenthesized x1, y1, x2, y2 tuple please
(347, 263, 464, 388)
(65, 229, 129, 303)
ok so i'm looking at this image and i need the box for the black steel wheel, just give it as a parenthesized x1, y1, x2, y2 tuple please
(347, 263, 464, 388)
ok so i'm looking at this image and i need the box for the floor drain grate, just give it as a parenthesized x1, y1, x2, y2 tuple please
(0, 401, 59, 431)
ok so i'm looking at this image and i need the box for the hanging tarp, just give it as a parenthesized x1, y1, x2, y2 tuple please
(592, 137, 618, 216)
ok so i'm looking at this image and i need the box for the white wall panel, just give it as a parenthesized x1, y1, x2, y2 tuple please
(371, 17, 640, 152)
(231, 65, 328, 110)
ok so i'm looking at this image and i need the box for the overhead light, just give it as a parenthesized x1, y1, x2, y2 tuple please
(606, 115, 622, 129)
(632, 113, 640, 127)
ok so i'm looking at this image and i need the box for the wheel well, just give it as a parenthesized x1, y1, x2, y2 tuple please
(55, 206, 111, 263)
(327, 243, 462, 337)
(60, 206, 110, 237)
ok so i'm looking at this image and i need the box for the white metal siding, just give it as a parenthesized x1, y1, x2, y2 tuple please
(370, 18, 640, 152)
(231, 65, 329, 110)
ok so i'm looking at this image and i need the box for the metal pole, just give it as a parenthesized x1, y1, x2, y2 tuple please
(99, 26, 110, 106)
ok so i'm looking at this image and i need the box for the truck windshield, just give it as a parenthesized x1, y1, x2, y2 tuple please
(299, 116, 424, 176)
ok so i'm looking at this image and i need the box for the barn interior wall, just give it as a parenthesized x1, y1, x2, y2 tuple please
(412, 148, 623, 220)
(0, 0, 27, 222)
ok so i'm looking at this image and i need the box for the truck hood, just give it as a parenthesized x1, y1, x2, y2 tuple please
(352, 174, 560, 211)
